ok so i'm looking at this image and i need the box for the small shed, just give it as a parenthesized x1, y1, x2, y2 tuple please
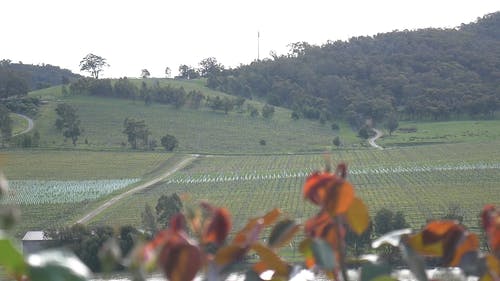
(22, 231, 52, 254)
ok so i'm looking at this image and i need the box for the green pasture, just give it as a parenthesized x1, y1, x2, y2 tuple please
(29, 94, 351, 154)
(379, 120, 500, 147)
(10, 114, 28, 135)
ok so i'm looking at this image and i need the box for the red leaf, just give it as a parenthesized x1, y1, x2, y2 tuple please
(303, 172, 336, 205)
(421, 220, 461, 245)
(159, 243, 202, 281)
(169, 213, 186, 234)
(203, 208, 232, 245)
(304, 212, 340, 250)
(336, 163, 347, 179)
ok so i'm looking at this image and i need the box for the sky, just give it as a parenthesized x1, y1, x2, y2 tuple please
(2, 0, 500, 78)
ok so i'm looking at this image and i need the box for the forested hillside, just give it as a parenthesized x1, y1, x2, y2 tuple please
(209, 12, 500, 125)
(0, 59, 80, 91)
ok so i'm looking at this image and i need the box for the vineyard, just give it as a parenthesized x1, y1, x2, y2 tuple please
(1, 140, 499, 241)
(4, 179, 139, 204)
(93, 141, 500, 240)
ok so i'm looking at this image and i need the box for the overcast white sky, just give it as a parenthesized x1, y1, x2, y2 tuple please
(2, 0, 499, 78)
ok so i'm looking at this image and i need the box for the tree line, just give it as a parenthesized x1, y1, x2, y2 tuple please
(206, 12, 500, 127)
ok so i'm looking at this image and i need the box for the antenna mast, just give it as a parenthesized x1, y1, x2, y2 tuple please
(257, 31, 260, 61)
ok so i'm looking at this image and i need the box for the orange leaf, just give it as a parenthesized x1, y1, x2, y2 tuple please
(449, 233, 479, 266)
(324, 180, 355, 215)
(203, 208, 232, 245)
(251, 242, 289, 277)
(233, 219, 263, 247)
(214, 244, 247, 267)
(260, 208, 282, 226)
(421, 220, 461, 244)
(345, 197, 370, 235)
(303, 172, 336, 205)
(486, 254, 500, 275)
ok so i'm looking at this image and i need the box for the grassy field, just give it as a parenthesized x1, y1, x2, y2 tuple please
(91, 141, 500, 243)
(10, 114, 29, 135)
(28, 93, 356, 154)
(379, 120, 500, 146)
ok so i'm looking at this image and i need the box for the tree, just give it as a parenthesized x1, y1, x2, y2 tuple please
(123, 118, 150, 149)
(345, 222, 373, 256)
(178, 65, 199, 79)
(79, 53, 109, 79)
(155, 193, 183, 227)
(385, 115, 399, 136)
(54, 103, 82, 145)
(331, 123, 340, 131)
(262, 104, 275, 119)
(141, 203, 157, 235)
(0, 105, 13, 146)
(199, 57, 224, 77)
(141, 69, 150, 79)
(373, 208, 409, 264)
(161, 134, 178, 151)
(358, 125, 371, 139)
(165, 67, 171, 78)
(333, 136, 341, 148)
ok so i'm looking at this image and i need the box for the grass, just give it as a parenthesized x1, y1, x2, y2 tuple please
(378, 120, 500, 147)
(29, 95, 346, 154)
(10, 114, 28, 135)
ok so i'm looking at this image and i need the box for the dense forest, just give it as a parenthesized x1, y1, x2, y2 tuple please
(208, 12, 500, 125)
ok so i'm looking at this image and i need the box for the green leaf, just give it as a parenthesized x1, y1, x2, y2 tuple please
(27, 249, 92, 281)
(0, 233, 27, 279)
(311, 238, 336, 271)
(345, 197, 370, 235)
(268, 219, 300, 249)
(372, 276, 399, 281)
(360, 262, 391, 281)
(244, 269, 264, 281)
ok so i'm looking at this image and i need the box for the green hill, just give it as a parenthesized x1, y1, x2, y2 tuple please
(28, 79, 357, 154)
(209, 12, 500, 124)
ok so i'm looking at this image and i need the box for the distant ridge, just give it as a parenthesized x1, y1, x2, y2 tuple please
(2, 60, 81, 90)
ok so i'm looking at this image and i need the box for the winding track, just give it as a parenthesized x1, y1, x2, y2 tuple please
(368, 128, 383, 149)
(12, 113, 34, 136)
(75, 154, 199, 225)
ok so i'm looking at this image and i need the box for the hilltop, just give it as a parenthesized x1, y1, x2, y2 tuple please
(1, 60, 81, 90)
(209, 12, 500, 125)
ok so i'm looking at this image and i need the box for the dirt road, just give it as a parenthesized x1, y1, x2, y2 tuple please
(369, 128, 383, 149)
(75, 154, 199, 224)
(12, 113, 34, 136)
